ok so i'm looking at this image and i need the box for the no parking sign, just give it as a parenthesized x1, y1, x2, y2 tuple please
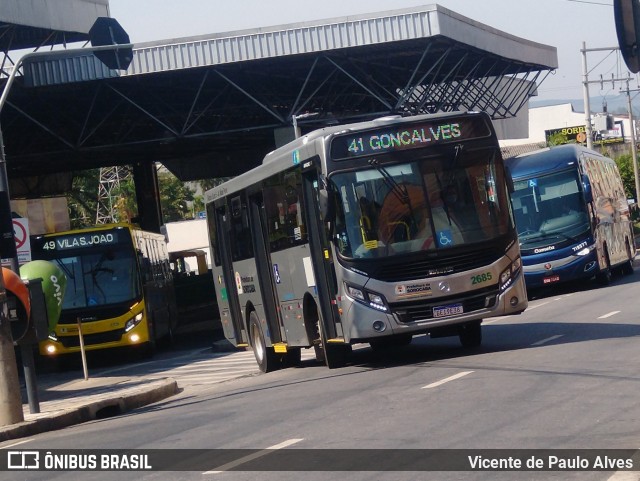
(12, 218, 31, 265)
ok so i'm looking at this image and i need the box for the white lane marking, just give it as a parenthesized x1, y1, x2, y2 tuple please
(203, 438, 304, 474)
(526, 301, 551, 310)
(598, 311, 621, 319)
(2, 439, 33, 448)
(531, 334, 564, 346)
(421, 371, 474, 389)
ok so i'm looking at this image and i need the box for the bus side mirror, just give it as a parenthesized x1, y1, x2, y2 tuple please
(319, 188, 336, 225)
(319, 188, 338, 239)
(582, 174, 593, 203)
(506, 173, 515, 193)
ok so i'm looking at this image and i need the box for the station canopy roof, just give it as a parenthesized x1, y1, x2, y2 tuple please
(1, 4, 558, 192)
(0, 0, 108, 50)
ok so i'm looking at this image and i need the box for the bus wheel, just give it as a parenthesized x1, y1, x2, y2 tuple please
(459, 321, 482, 348)
(596, 250, 612, 286)
(249, 312, 280, 373)
(622, 243, 635, 275)
(319, 321, 351, 369)
(283, 348, 302, 367)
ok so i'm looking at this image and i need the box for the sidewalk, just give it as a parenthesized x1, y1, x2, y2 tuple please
(0, 326, 238, 443)
(0, 374, 179, 442)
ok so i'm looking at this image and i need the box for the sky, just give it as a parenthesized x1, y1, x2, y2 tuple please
(107, 0, 632, 104)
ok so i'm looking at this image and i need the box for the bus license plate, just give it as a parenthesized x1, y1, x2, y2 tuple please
(433, 303, 463, 318)
(543, 275, 560, 284)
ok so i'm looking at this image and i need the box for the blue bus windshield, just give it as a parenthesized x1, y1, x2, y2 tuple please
(511, 169, 590, 248)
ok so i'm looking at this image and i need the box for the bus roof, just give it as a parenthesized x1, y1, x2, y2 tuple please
(205, 111, 493, 203)
(505, 144, 613, 180)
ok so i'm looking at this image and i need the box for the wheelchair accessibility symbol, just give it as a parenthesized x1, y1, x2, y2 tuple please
(273, 264, 281, 284)
(437, 230, 453, 247)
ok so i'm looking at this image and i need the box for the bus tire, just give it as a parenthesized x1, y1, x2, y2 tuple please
(319, 321, 350, 369)
(596, 249, 612, 286)
(283, 348, 302, 367)
(249, 311, 280, 373)
(622, 243, 634, 275)
(459, 321, 482, 348)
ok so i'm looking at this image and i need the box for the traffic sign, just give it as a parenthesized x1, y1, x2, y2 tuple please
(89, 17, 133, 70)
(12, 218, 31, 265)
(614, 0, 640, 73)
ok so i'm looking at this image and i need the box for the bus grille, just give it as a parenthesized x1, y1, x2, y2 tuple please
(374, 246, 503, 282)
(58, 329, 125, 348)
(389, 287, 498, 323)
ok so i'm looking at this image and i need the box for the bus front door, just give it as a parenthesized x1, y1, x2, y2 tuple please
(248, 193, 284, 344)
(302, 167, 349, 368)
(214, 202, 247, 345)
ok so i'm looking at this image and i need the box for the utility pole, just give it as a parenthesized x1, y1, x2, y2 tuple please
(582, 42, 594, 150)
(581, 42, 640, 201)
(623, 81, 640, 205)
(292, 112, 319, 139)
(0, 42, 133, 426)
(581, 43, 630, 146)
(0, 131, 23, 425)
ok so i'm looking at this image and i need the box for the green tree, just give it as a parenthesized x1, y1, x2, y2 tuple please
(159, 170, 196, 222)
(68, 166, 223, 226)
(546, 132, 569, 147)
(614, 153, 637, 201)
(68, 169, 100, 229)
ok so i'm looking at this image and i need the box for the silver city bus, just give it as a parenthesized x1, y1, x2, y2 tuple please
(205, 112, 527, 371)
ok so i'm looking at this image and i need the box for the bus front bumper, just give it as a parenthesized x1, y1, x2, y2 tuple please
(344, 276, 528, 343)
(523, 250, 598, 289)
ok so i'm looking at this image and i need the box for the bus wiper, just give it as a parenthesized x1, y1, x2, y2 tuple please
(368, 158, 409, 205)
(538, 231, 580, 244)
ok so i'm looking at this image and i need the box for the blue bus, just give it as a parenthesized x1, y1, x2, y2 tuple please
(507, 144, 635, 289)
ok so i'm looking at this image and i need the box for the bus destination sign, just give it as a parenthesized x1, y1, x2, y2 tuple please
(330, 116, 491, 160)
(39, 230, 120, 252)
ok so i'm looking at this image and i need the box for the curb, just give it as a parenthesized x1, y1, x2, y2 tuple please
(0, 378, 179, 442)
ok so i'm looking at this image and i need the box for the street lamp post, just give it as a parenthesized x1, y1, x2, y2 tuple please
(292, 112, 319, 139)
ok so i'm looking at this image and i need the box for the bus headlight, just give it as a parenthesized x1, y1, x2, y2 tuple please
(576, 245, 595, 256)
(346, 285, 365, 301)
(345, 283, 389, 312)
(48, 332, 58, 341)
(125, 312, 144, 332)
(499, 257, 522, 292)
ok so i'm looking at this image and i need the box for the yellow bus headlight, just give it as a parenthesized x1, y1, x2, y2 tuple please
(125, 312, 144, 332)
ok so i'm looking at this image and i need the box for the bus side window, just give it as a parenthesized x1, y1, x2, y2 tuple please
(138, 251, 152, 282)
(207, 202, 222, 267)
(264, 169, 307, 252)
(230, 195, 254, 261)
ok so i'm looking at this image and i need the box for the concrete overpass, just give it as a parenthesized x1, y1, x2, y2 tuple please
(1, 3, 558, 232)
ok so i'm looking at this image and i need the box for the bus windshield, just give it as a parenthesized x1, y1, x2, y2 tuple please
(331, 148, 511, 259)
(51, 245, 142, 309)
(511, 169, 590, 249)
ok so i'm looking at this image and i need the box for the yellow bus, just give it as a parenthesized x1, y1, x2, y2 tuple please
(31, 223, 177, 357)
